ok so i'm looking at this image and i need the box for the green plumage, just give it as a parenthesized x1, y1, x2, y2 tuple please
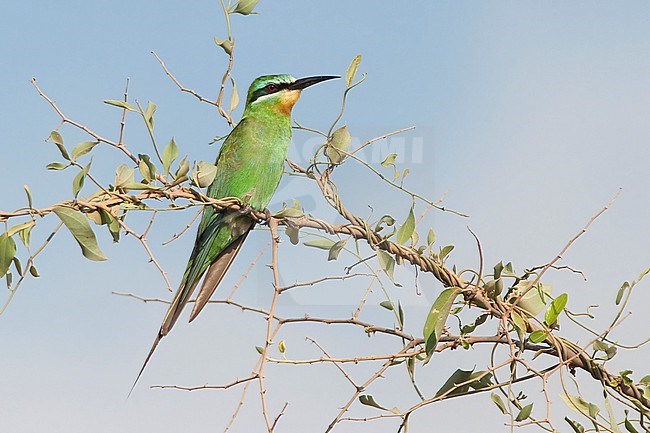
(130, 74, 338, 394)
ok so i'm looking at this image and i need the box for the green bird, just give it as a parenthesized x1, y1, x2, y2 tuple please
(130, 74, 338, 393)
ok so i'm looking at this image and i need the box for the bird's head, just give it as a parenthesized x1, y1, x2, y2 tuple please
(244, 74, 339, 116)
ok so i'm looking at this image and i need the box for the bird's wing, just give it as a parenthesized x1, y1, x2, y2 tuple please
(189, 228, 250, 322)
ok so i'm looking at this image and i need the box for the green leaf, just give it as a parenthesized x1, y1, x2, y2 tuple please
(303, 239, 335, 250)
(114, 164, 135, 188)
(493, 261, 504, 279)
(512, 281, 551, 315)
(52, 206, 107, 261)
(255, 346, 264, 354)
(72, 162, 91, 198)
(379, 300, 393, 310)
(12, 257, 23, 276)
(423, 288, 461, 356)
(397, 301, 404, 328)
(345, 54, 362, 87)
(565, 417, 586, 433)
(616, 281, 629, 305)
(439, 244, 454, 261)
(328, 239, 347, 261)
(544, 293, 568, 326)
(23, 185, 33, 209)
(637, 266, 650, 281)
(491, 392, 508, 414)
(0, 233, 17, 277)
(103, 99, 136, 111)
(560, 394, 600, 419)
(174, 156, 190, 183)
(162, 137, 179, 175)
(48, 131, 70, 161)
(228, 77, 240, 114)
(515, 403, 533, 421)
(144, 101, 156, 132)
(7, 221, 35, 238)
(358, 394, 388, 411)
(285, 227, 299, 245)
(427, 228, 436, 246)
(278, 340, 286, 354)
(396, 206, 415, 245)
(191, 161, 218, 188)
(374, 215, 395, 232)
(29, 265, 39, 278)
(46, 162, 68, 171)
(380, 153, 397, 168)
(233, 0, 260, 15)
(624, 415, 639, 433)
(71, 141, 99, 159)
(138, 154, 157, 183)
(214, 37, 233, 55)
(325, 125, 351, 164)
(435, 368, 492, 397)
(528, 330, 547, 343)
(511, 311, 527, 333)
(376, 249, 395, 281)
(17, 223, 33, 248)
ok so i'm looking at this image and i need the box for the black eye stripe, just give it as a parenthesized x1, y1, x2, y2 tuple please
(249, 82, 292, 103)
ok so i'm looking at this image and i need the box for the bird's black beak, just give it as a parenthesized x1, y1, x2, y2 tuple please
(289, 75, 339, 91)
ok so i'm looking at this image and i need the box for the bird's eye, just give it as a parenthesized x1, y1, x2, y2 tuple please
(266, 83, 279, 92)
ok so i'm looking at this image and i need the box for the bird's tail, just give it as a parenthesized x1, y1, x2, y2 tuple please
(128, 331, 163, 398)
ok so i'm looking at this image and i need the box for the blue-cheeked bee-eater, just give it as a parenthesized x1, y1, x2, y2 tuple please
(130, 74, 339, 393)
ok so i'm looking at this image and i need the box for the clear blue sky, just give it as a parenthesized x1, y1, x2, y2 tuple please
(1, 1, 649, 432)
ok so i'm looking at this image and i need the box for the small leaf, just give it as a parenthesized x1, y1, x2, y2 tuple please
(114, 164, 135, 188)
(228, 77, 240, 114)
(0, 233, 17, 277)
(396, 206, 415, 245)
(29, 265, 40, 277)
(162, 137, 179, 175)
(138, 154, 157, 183)
(380, 153, 397, 168)
(345, 54, 362, 87)
(18, 223, 33, 248)
(358, 394, 388, 411)
(285, 227, 299, 245)
(560, 394, 600, 419)
(23, 185, 33, 209)
(376, 249, 395, 281)
(255, 346, 264, 354)
(46, 162, 68, 171)
(12, 257, 23, 276)
(544, 293, 568, 326)
(379, 300, 393, 310)
(427, 228, 436, 246)
(144, 101, 156, 132)
(511, 311, 527, 333)
(214, 37, 234, 55)
(515, 403, 533, 421)
(72, 162, 91, 198)
(435, 368, 492, 397)
(328, 239, 347, 261)
(637, 266, 650, 281)
(397, 301, 404, 329)
(423, 288, 461, 356)
(233, 0, 260, 15)
(616, 281, 629, 305)
(104, 99, 136, 111)
(325, 125, 351, 164)
(565, 417, 586, 433)
(191, 161, 218, 188)
(174, 156, 190, 183)
(278, 340, 286, 354)
(71, 141, 99, 159)
(491, 392, 508, 414)
(439, 244, 454, 261)
(528, 330, 547, 343)
(303, 239, 335, 250)
(48, 131, 70, 161)
(7, 221, 35, 237)
(53, 206, 107, 261)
